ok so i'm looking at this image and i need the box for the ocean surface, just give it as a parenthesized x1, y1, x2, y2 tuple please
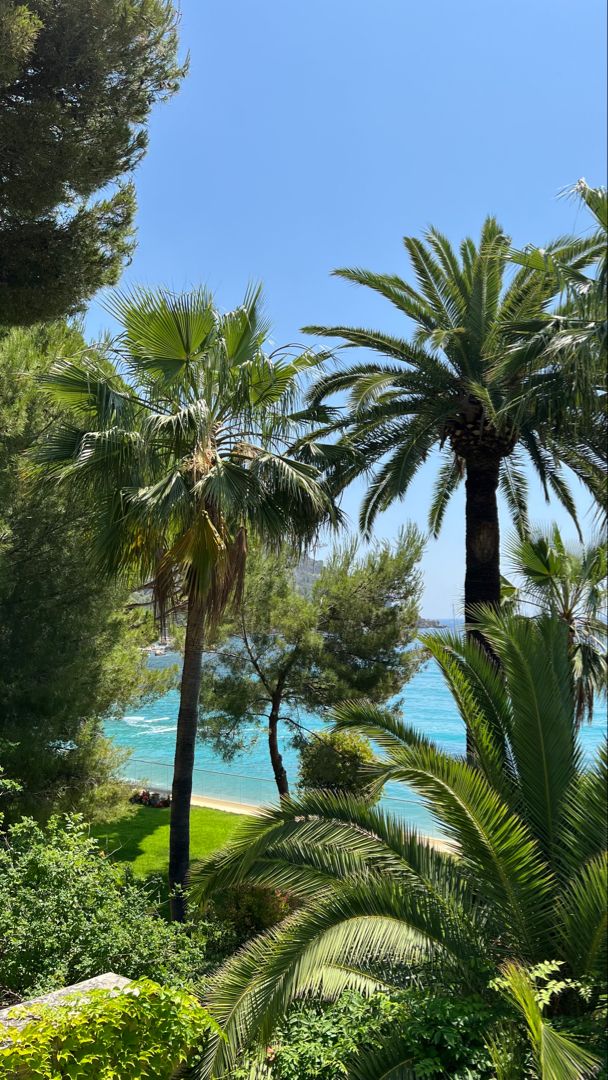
(104, 639, 607, 838)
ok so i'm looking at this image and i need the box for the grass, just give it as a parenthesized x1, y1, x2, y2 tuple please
(91, 804, 245, 880)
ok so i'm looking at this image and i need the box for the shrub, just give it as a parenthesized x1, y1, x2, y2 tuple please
(297, 728, 379, 803)
(0, 978, 219, 1079)
(232, 989, 499, 1079)
(0, 815, 226, 1003)
(210, 884, 296, 946)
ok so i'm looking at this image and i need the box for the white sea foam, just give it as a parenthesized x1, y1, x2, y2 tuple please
(148, 725, 177, 734)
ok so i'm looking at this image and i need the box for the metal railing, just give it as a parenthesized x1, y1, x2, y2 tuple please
(123, 755, 439, 833)
(125, 757, 278, 808)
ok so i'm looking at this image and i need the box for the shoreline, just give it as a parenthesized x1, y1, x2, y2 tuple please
(130, 783, 456, 852)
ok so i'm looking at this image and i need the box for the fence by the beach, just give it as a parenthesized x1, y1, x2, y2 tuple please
(124, 755, 429, 823)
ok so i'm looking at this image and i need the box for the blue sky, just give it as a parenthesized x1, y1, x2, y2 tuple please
(86, 0, 607, 617)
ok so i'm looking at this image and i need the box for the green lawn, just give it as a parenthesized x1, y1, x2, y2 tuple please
(91, 804, 245, 879)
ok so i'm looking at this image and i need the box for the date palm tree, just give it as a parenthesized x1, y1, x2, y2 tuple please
(192, 612, 606, 1077)
(503, 524, 607, 725)
(303, 219, 605, 636)
(37, 286, 337, 919)
(508, 180, 607, 531)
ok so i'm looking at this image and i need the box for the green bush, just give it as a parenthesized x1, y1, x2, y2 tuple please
(0, 978, 218, 1079)
(210, 883, 297, 946)
(297, 729, 379, 803)
(232, 989, 499, 1079)
(0, 815, 226, 1003)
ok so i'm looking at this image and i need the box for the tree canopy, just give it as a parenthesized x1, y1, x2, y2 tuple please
(199, 529, 424, 794)
(0, 324, 172, 820)
(0, 0, 185, 326)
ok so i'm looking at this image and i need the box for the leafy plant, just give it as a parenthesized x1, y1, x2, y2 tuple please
(0, 815, 225, 1004)
(191, 612, 607, 1077)
(495, 964, 601, 1080)
(262, 989, 497, 1080)
(0, 978, 219, 1079)
(297, 728, 380, 804)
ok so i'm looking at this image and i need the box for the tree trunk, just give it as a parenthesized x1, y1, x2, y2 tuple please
(464, 456, 501, 759)
(268, 690, 289, 797)
(169, 595, 204, 921)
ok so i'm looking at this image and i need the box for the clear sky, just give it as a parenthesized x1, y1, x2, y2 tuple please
(86, 0, 607, 617)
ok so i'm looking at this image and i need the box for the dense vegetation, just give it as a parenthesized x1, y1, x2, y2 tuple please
(0, 979, 217, 1079)
(0, 325, 173, 820)
(193, 613, 607, 1077)
(0, 815, 220, 1003)
(0, 7, 605, 1076)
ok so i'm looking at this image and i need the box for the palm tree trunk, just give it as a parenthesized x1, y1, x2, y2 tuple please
(268, 690, 289, 797)
(169, 594, 204, 921)
(464, 456, 501, 759)
(464, 456, 501, 618)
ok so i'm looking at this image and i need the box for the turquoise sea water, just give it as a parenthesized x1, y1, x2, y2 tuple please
(104, 645, 607, 838)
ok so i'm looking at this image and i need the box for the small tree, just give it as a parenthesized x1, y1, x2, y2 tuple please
(199, 527, 424, 796)
(297, 728, 379, 804)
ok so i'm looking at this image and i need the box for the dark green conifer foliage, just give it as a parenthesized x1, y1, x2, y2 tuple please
(0, 0, 185, 325)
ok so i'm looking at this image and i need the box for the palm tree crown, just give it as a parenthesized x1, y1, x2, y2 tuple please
(192, 612, 606, 1077)
(503, 524, 607, 724)
(37, 285, 338, 917)
(304, 219, 604, 622)
(40, 286, 333, 603)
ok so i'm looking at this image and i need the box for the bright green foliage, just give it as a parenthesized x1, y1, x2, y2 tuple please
(503, 524, 607, 724)
(0, 0, 185, 326)
(232, 989, 498, 1079)
(0, 0, 42, 83)
(192, 613, 607, 1077)
(0, 978, 218, 1079)
(494, 963, 601, 1080)
(0, 325, 174, 821)
(297, 729, 379, 803)
(92, 805, 244, 881)
(199, 530, 423, 792)
(0, 815, 224, 1002)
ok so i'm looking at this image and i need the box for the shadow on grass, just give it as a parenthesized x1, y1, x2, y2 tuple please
(90, 804, 245, 886)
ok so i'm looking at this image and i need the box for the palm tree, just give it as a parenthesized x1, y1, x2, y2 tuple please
(37, 286, 337, 919)
(508, 181, 607, 532)
(302, 219, 605, 639)
(509, 181, 606, 381)
(191, 612, 606, 1077)
(503, 525, 607, 724)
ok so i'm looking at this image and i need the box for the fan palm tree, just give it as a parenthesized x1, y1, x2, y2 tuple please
(191, 612, 607, 1077)
(36, 285, 338, 919)
(302, 219, 605, 639)
(503, 524, 607, 725)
